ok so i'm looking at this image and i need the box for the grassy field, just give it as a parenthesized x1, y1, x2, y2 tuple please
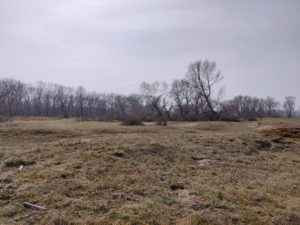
(0, 118, 299, 225)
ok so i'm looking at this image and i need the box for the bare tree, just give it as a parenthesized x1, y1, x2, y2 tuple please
(221, 96, 269, 119)
(140, 81, 169, 121)
(75, 86, 87, 119)
(0, 80, 6, 115)
(186, 60, 223, 119)
(54, 85, 74, 118)
(264, 97, 280, 117)
(126, 94, 145, 118)
(42, 83, 55, 117)
(170, 79, 193, 120)
(95, 94, 108, 120)
(114, 95, 127, 119)
(283, 96, 296, 118)
(162, 97, 173, 119)
(0, 79, 25, 117)
(32, 82, 45, 116)
(22, 84, 35, 116)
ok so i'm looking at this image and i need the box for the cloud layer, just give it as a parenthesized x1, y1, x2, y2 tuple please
(0, 0, 299, 104)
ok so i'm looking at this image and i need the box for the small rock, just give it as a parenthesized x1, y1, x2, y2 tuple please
(197, 159, 214, 167)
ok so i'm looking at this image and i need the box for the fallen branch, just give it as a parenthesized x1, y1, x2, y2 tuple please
(0, 156, 15, 169)
(23, 202, 46, 211)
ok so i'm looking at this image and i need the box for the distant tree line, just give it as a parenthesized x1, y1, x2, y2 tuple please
(0, 60, 297, 121)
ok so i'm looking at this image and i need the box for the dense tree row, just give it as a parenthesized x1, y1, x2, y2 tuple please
(0, 60, 297, 121)
(0, 79, 148, 120)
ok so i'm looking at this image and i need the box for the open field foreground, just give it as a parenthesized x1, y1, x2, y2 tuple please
(0, 118, 299, 225)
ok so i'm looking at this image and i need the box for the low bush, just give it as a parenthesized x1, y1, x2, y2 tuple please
(121, 118, 144, 126)
(219, 116, 241, 122)
(248, 117, 258, 121)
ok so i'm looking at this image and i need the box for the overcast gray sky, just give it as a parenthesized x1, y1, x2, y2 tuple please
(0, 0, 299, 105)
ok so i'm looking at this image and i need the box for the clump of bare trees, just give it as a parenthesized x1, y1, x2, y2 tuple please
(220, 95, 282, 120)
(0, 60, 298, 121)
(283, 96, 296, 118)
(186, 60, 223, 119)
(140, 81, 171, 124)
(169, 60, 224, 120)
(0, 79, 25, 117)
(0, 79, 148, 120)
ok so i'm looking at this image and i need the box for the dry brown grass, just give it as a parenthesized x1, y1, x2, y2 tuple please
(0, 118, 299, 225)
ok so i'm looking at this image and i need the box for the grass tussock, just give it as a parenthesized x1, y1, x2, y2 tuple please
(5, 158, 36, 167)
(188, 214, 220, 225)
(121, 118, 144, 126)
(273, 212, 300, 225)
